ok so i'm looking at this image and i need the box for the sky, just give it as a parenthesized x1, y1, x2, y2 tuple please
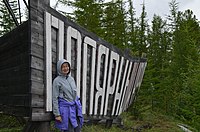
(49, 0, 200, 23)
(18, 0, 200, 22)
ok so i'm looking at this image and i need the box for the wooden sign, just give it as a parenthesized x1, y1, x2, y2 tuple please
(0, 0, 147, 123)
(43, 12, 147, 117)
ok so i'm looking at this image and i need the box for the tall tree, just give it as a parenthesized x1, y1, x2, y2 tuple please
(126, 0, 138, 55)
(74, 0, 104, 36)
(102, 0, 127, 49)
(58, 0, 104, 38)
(135, 2, 148, 57)
(147, 15, 172, 113)
(172, 9, 200, 128)
(58, 0, 128, 50)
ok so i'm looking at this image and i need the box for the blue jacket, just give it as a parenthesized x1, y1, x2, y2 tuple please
(55, 97, 83, 130)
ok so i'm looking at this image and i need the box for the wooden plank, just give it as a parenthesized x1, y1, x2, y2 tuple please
(31, 20, 44, 35)
(119, 62, 133, 114)
(31, 94, 44, 108)
(31, 43, 44, 59)
(31, 68, 44, 82)
(58, 19, 64, 60)
(51, 15, 58, 28)
(51, 27, 57, 52)
(31, 56, 44, 71)
(115, 60, 129, 115)
(112, 57, 124, 115)
(0, 104, 30, 117)
(66, 26, 72, 65)
(31, 80, 44, 95)
(104, 51, 119, 116)
(29, 8, 44, 23)
(0, 22, 28, 50)
(0, 83, 29, 95)
(122, 63, 138, 111)
(31, 28, 44, 47)
(0, 94, 29, 107)
(0, 53, 28, 70)
(44, 11, 52, 111)
(94, 45, 109, 115)
(31, 108, 53, 121)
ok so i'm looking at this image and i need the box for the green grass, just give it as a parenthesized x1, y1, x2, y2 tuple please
(0, 127, 22, 132)
(121, 110, 183, 132)
(0, 110, 195, 132)
(0, 113, 23, 132)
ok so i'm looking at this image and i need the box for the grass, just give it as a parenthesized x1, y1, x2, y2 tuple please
(121, 110, 184, 132)
(0, 113, 23, 132)
(0, 109, 194, 132)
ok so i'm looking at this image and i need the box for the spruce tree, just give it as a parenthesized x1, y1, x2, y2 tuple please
(146, 15, 172, 113)
(102, 0, 127, 49)
(135, 3, 148, 57)
(173, 9, 200, 128)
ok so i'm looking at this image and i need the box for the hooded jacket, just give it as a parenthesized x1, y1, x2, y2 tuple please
(52, 59, 77, 116)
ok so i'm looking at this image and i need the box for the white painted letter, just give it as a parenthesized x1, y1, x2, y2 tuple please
(94, 45, 109, 115)
(82, 36, 96, 115)
(104, 51, 119, 115)
(66, 26, 82, 97)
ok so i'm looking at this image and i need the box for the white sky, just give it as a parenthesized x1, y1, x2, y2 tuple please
(49, 0, 200, 23)
(18, 0, 200, 22)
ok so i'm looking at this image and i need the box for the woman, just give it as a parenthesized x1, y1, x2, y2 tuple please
(52, 59, 83, 132)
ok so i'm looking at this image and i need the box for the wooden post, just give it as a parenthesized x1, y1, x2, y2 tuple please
(105, 119, 113, 128)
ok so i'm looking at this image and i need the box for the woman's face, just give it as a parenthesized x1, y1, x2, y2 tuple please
(61, 63, 69, 76)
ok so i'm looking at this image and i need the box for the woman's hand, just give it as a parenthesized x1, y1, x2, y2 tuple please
(55, 115, 62, 122)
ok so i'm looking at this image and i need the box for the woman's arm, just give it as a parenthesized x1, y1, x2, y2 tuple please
(52, 79, 61, 117)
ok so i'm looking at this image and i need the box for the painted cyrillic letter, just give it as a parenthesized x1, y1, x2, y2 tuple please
(94, 45, 109, 115)
(82, 37, 96, 115)
(119, 62, 133, 114)
(66, 26, 82, 97)
(112, 57, 124, 115)
(104, 51, 119, 115)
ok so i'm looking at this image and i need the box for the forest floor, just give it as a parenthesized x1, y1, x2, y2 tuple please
(0, 109, 196, 132)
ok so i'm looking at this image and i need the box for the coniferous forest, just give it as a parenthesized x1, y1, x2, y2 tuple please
(0, 0, 200, 131)
(56, 0, 200, 130)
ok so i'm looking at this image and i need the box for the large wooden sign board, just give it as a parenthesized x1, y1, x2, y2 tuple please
(0, 0, 147, 124)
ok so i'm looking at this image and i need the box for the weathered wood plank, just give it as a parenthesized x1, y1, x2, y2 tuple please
(0, 21, 29, 118)
(31, 56, 44, 71)
(0, 94, 29, 107)
(31, 108, 53, 121)
(31, 29, 44, 47)
(0, 54, 28, 70)
(31, 94, 44, 108)
(31, 80, 44, 95)
(44, 11, 53, 112)
(0, 104, 30, 117)
(31, 43, 44, 59)
(31, 20, 44, 35)
(31, 68, 44, 82)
